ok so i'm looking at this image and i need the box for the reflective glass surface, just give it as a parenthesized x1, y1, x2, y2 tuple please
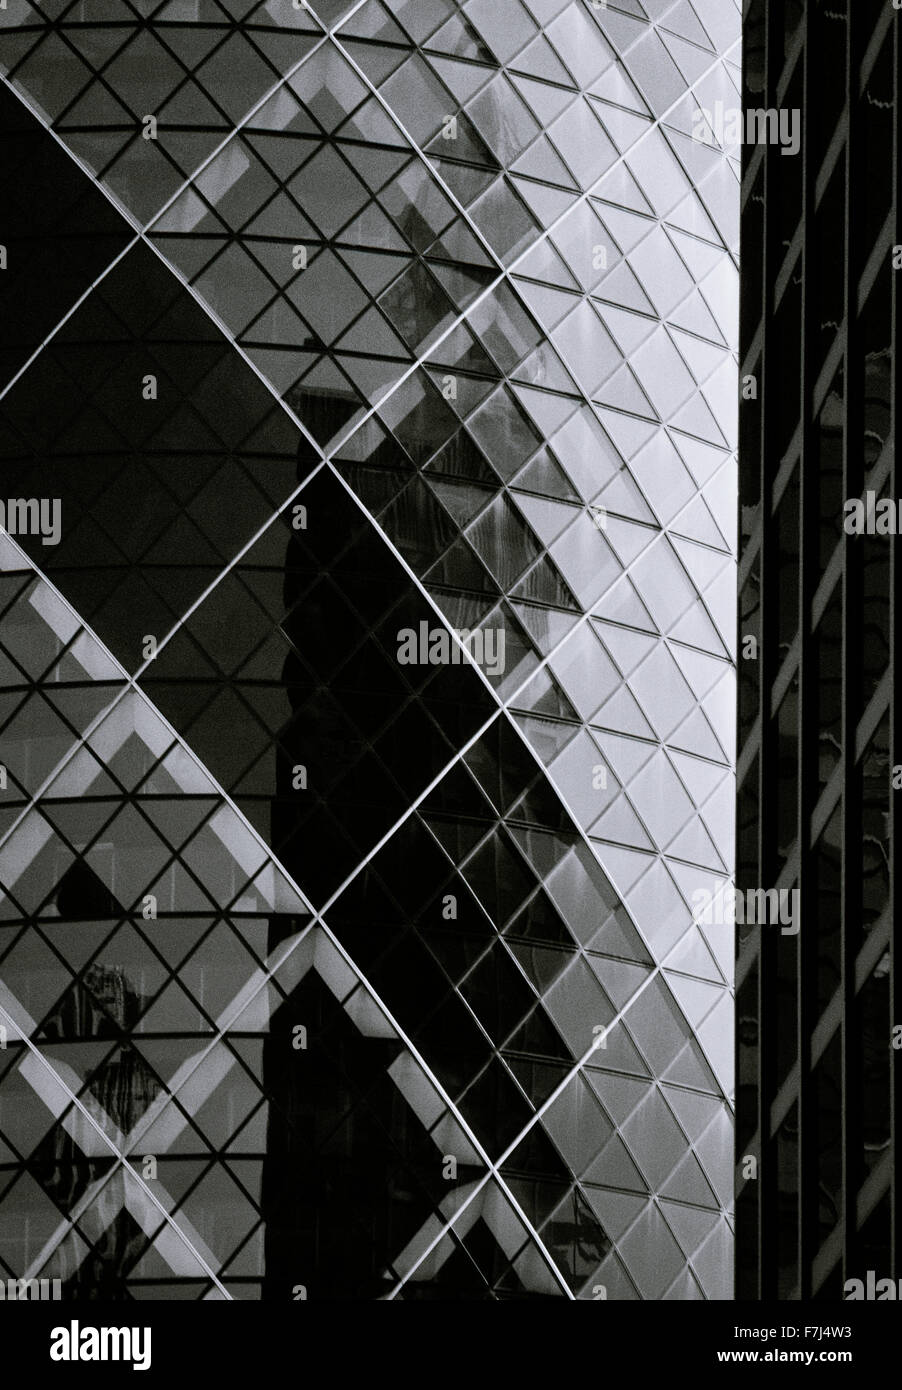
(1, 0, 738, 1299)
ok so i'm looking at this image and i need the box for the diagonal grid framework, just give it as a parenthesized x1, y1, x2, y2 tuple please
(0, 0, 739, 1300)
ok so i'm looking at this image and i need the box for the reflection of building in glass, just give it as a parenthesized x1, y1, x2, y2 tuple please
(1, 0, 738, 1299)
(736, 0, 897, 1300)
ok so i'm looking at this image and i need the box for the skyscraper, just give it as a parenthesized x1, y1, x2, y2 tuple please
(736, 0, 898, 1300)
(1, 0, 738, 1300)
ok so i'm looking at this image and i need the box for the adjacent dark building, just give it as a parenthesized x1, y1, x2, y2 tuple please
(736, 0, 898, 1300)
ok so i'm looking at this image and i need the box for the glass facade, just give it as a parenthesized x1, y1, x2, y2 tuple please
(737, 0, 898, 1300)
(1, 0, 738, 1300)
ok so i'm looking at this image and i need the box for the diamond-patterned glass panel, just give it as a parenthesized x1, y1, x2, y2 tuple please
(1, 0, 738, 1299)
